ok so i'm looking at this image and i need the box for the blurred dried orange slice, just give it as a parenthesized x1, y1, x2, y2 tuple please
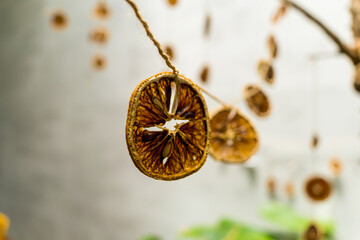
(167, 0, 178, 6)
(267, 34, 278, 59)
(243, 84, 271, 117)
(200, 64, 210, 83)
(50, 10, 68, 31)
(89, 26, 109, 45)
(329, 157, 342, 177)
(126, 72, 210, 180)
(272, 3, 288, 24)
(164, 45, 175, 61)
(284, 181, 295, 198)
(257, 60, 274, 84)
(92, 54, 106, 70)
(311, 133, 319, 149)
(305, 176, 332, 201)
(303, 223, 322, 240)
(204, 14, 211, 37)
(93, 1, 110, 19)
(209, 107, 259, 163)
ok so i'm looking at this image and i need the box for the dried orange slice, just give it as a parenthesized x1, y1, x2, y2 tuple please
(200, 64, 210, 83)
(50, 10, 68, 31)
(164, 45, 175, 61)
(267, 34, 278, 59)
(93, 1, 110, 19)
(243, 84, 271, 117)
(305, 176, 332, 201)
(329, 157, 342, 177)
(311, 133, 319, 149)
(167, 0, 178, 7)
(92, 54, 106, 70)
(257, 60, 274, 84)
(126, 72, 210, 180)
(209, 107, 259, 163)
(303, 223, 322, 240)
(89, 26, 109, 45)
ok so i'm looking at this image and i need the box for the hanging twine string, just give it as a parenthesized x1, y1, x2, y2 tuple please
(125, 0, 178, 75)
(125, 0, 228, 108)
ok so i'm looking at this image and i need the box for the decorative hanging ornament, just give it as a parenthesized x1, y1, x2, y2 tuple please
(93, 1, 110, 20)
(89, 26, 109, 45)
(92, 54, 106, 70)
(305, 176, 332, 201)
(204, 13, 212, 37)
(267, 34, 278, 59)
(243, 84, 271, 117)
(164, 45, 175, 61)
(50, 10, 68, 31)
(125, 72, 210, 180)
(200, 64, 210, 83)
(166, 0, 178, 7)
(303, 223, 322, 240)
(311, 133, 319, 149)
(209, 107, 259, 163)
(257, 59, 275, 84)
(329, 157, 343, 177)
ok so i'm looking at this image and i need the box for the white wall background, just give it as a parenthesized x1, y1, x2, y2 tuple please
(1, 0, 360, 239)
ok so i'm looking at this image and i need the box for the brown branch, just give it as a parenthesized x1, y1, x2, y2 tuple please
(282, 0, 360, 65)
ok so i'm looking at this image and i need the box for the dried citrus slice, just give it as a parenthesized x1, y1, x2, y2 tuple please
(329, 157, 342, 177)
(311, 133, 319, 149)
(305, 176, 332, 201)
(50, 10, 68, 31)
(267, 34, 278, 59)
(164, 45, 175, 61)
(200, 64, 210, 83)
(126, 72, 210, 180)
(167, 0, 178, 7)
(303, 223, 322, 240)
(209, 107, 259, 163)
(243, 84, 271, 117)
(257, 60, 274, 84)
(92, 54, 106, 70)
(89, 26, 109, 45)
(93, 1, 110, 19)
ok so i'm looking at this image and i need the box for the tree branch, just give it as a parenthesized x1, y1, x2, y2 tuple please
(282, 0, 359, 65)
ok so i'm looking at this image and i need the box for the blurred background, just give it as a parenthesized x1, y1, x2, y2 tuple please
(1, 0, 360, 239)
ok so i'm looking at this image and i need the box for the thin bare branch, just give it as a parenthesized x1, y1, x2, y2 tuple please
(282, 0, 359, 65)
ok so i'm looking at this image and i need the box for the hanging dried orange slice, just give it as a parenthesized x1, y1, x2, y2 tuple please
(204, 13, 211, 37)
(303, 223, 322, 240)
(126, 72, 210, 180)
(257, 60, 275, 84)
(92, 54, 106, 70)
(311, 133, 319, 149)
(267, 34, 278, 59)
(329, 157, 342, 177)
(243, 84, 271, 117)
(164, 45, 175, 61)
(209, 107, 259, 163)
(305, 176, 332, 201)
(93, 1, 110, 19)
(50, 10, 68, 31)
(167, 0, 178, 7)
(89, 26, 109, 45)
(200, 64, 210, 83)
